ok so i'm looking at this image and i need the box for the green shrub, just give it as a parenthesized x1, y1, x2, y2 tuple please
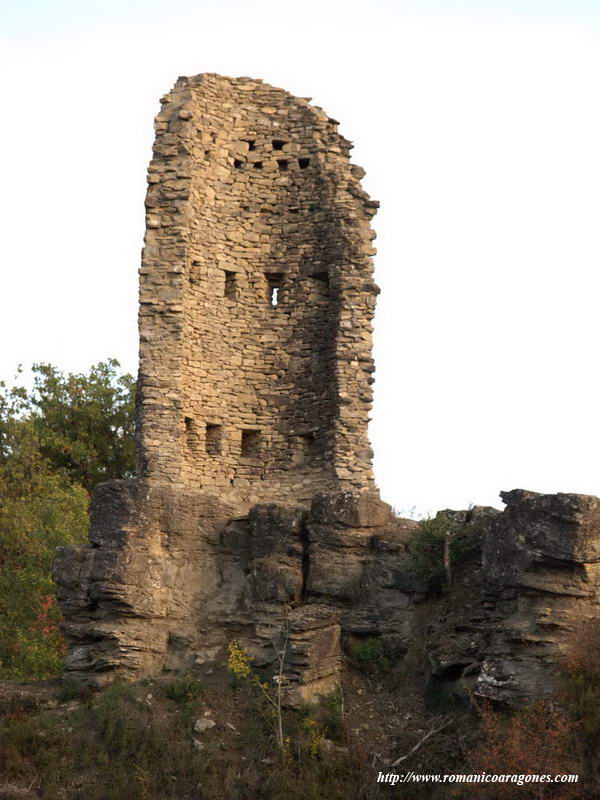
(348, 637, 390, 674)
(317, 690, 344, 740)
(163, 675, 205, 703)
(406, 514, 449, 593)
(58, 678, 93, 703)
(0, 473, 89, 679)
(406, 512, 481, 595)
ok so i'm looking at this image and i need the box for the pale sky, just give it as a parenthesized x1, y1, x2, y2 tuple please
(2, 0, 600, 516)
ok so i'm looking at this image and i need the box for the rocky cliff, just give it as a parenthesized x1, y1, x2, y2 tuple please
(54, 485, 600, 707)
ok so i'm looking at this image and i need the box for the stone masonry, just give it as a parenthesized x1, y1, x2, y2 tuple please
(54, 74, 384, 702)
(54, 74, 600, 707)
(138, 73, 379, 502)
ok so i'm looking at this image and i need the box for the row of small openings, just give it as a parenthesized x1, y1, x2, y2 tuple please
(185, 419, 261, 458)
(222, 270, 329, 306)
(245, 139, 293, 151)
(233, 158, 310, 170)
(186, 425, 317, 465)
(223, 270, 283, 306)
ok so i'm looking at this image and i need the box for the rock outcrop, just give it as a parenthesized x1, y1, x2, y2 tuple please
(53, 73, 600, 708)
(54, 484, 417, 702)
(476, 490, 600, 704)
(421, 492, 600, 706)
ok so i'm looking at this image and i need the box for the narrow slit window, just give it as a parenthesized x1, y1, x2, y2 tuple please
(205, 423, 222, 456)
(298, 158, 310, 169)
(272, 139, 286, 150)
(224, 270, 236, 299)
(277, 159, 288, 171)
(266, 273, 283, 306)
(241, 429, 261, 457)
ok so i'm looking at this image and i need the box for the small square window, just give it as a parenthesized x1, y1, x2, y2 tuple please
(241, 429, 261, 457)
(272, 140, 286, 150)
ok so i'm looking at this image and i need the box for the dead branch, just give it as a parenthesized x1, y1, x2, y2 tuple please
(390, 717, 453, 767)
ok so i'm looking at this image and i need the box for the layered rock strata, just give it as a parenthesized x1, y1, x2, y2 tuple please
(423, 491, 600, 706)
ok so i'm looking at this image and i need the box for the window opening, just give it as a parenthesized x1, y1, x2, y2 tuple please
(241, 429, 261, 457)
(246, 140, 256, 151)
(266, 273, 283, 306)
(309, 271, 330, 299)
(205, 423, 222, 456)
(291, 433, 316, 466)
(185, 417, 200, 454)
(272, 140, 286, 150)
(277, 160, 289, 171)
(234, 159, 243, 169)
(224, 270, 236, 299)
(298, 158, 310, 169)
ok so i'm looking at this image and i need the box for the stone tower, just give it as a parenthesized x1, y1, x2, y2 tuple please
(138, 74, 379, 502)
(54, 74, 389, 696)
(54, 75, 600, 708)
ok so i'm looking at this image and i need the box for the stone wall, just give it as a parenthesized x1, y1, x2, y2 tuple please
(139, 74, 378, 503)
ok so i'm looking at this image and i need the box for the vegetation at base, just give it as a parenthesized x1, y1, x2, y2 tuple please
(163, 675, 206, 703)
(2, 620, 600, 798)
(348, 637, 391, 675)
(406, 512, 481, 594)
(0, 360, 135, 680)
(465, 618, 600, 799)
(0, 679, 381, 800)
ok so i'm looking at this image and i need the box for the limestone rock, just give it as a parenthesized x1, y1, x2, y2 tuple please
(193, 717, 216, 733)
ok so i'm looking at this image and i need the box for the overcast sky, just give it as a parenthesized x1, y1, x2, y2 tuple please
(2, 0, 600, 515)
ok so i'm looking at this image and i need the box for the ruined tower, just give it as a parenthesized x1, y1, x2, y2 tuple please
(54, 75, 600, 707)
(54, 75, 390, 696)
(138, 74, 379, 502)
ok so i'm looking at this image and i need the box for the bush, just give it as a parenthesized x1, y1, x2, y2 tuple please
(348, 637, 390, 674)
(163, 676, 205, 704)
(0, 472, 88, 679)
(559, 618, 600, 789)
(406, 514, 449, 593)
(406, 512, 481, 594)
(467, 699, 581, 799)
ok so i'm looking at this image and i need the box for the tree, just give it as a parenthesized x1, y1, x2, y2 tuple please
(0, 360, 136, 678)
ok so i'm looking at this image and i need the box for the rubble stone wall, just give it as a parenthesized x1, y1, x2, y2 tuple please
(138, 74, 378, 502)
